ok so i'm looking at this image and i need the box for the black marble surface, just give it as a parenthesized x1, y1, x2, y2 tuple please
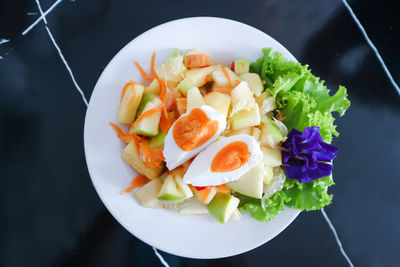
(1, 0, 399, 266)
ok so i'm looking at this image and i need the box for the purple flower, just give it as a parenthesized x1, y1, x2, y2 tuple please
(282, 126, 338, 183)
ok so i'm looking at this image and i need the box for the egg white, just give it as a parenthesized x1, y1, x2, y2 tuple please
(163, 105, 226, 170)
(183, 134, 263, 186)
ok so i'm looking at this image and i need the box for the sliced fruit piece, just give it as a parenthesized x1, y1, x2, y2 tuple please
(184, 49, 210, 68)
(193, 186, 217, 204)
(122, 141, 163, 179)
(176, 97, 187, 115)
(261, 146, 282, 167)
(260, 117, 283, 147)
(134, 97, 162, 136)
(174, 175, 194, 199)
(186, 87, 205, 111)
(225, 127, 251, 137)
(184, 65, 218, 87)
(239, 73, 263, 97)
(155, 56, 186, 82)
(177, 197, 208, 215)
(177, 78, 193, 97)
(133, 178, 163, 208)
(207, 193, 240, 224)
(137, 93, 155, 117)
(204, 91, 231, 116)
(251, 127, 261, 141)
(263, 164, 273, 184)
(211, 67, 240, 88)
(226, 162, 264, 199)
(144, 79, 161, 94)
(230, 106, 261, 130)
(157, 175, 186, 203)
(230, 208, 242, 221)
(230, 81, 256, 113)
(118, 83, 144, 124)
(149, 131, 166, 148)
(169, 48, 184, 58)
(233, 58, 250, 75)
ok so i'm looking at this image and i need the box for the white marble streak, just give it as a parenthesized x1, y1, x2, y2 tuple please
(22, 0, 63, 36)
(34, 0, 88, 106)
(342, 0, 400, 96)
(0, 38, 10, 45)
(321, 209, 354, 267)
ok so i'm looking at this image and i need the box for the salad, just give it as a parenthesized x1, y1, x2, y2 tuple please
(110, 48, 350, 224)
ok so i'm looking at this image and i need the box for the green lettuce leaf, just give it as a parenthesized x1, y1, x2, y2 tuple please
(248, 48, 350, 214)
(235, 190, 290, 222)
(283, 176, 334, 210)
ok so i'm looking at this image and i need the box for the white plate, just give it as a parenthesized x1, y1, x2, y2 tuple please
(84, 17, 300, 259)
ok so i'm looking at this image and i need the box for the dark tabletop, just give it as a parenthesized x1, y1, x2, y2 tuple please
(1, 0, 399, 266)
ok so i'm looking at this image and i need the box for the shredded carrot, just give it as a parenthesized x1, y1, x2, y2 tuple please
(221, 67, 232, 87)
(133, 61, 154, 81)
(215, 87, 233, 94)
(159, 114, 171, 133)
(109, 122, 140, 148)
(134, 103, 164, 126)
(216, 184, 231, 193)
(121, 174, 150, 194)
(127, 85, 136, 106)
(176, 98, 187, 105)
(121, 81, 135, 102)
(277, 110, 283, 121)
(140, 139, 164, 168)
(201, 186, 212, 203)
(150, 51, 168, 120)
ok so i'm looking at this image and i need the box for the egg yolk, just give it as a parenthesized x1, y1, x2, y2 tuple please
(173, 108, 219, 151)
(211, 141, 250, 172)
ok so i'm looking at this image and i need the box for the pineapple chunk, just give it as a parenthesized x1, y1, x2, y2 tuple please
(185, 65, 219, 87)
(144, 79, 161, 95)
(134, 178, 163, 208)
(122, 141, 163, 179)
(187, 87, 205, 111)
(233, 58, 250, 75)
(211, 67, 240, 88)
(118, 83, 144, 124)
(239, 73, 263, 97)
(230, 105, 261, 130)
(230, 81, 256, 114)
(251, 127, 262, 141)
(225, 127, 252, 137)
(154, 56, 186, 82)
(261, 146, 282, 167)
(204, 92, 231, 116)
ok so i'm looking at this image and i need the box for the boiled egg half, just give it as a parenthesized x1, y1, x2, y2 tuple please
(163, 105, 226, 170)
(183, 134, 263, 186)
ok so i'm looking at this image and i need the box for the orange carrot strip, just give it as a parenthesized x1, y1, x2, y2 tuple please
(216, 184, 231, 193)
(133, 61, 154, 81)
(109, 122, 140, 148)
(134, 103, 164, 126)
(277, 111, 283, 121)
(127, 85, 136, 106)
(201, 186, 212, 203)
(121, 81, 135, 102)
(121, 174, 150, 195)
(140, 140, 164, 168)
(159, 114, 173, 133)
(150, 51, 168, 120)
(221, 67, 232, 87)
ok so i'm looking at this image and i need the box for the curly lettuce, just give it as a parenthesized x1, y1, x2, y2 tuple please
(236, 48, 350, 217)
